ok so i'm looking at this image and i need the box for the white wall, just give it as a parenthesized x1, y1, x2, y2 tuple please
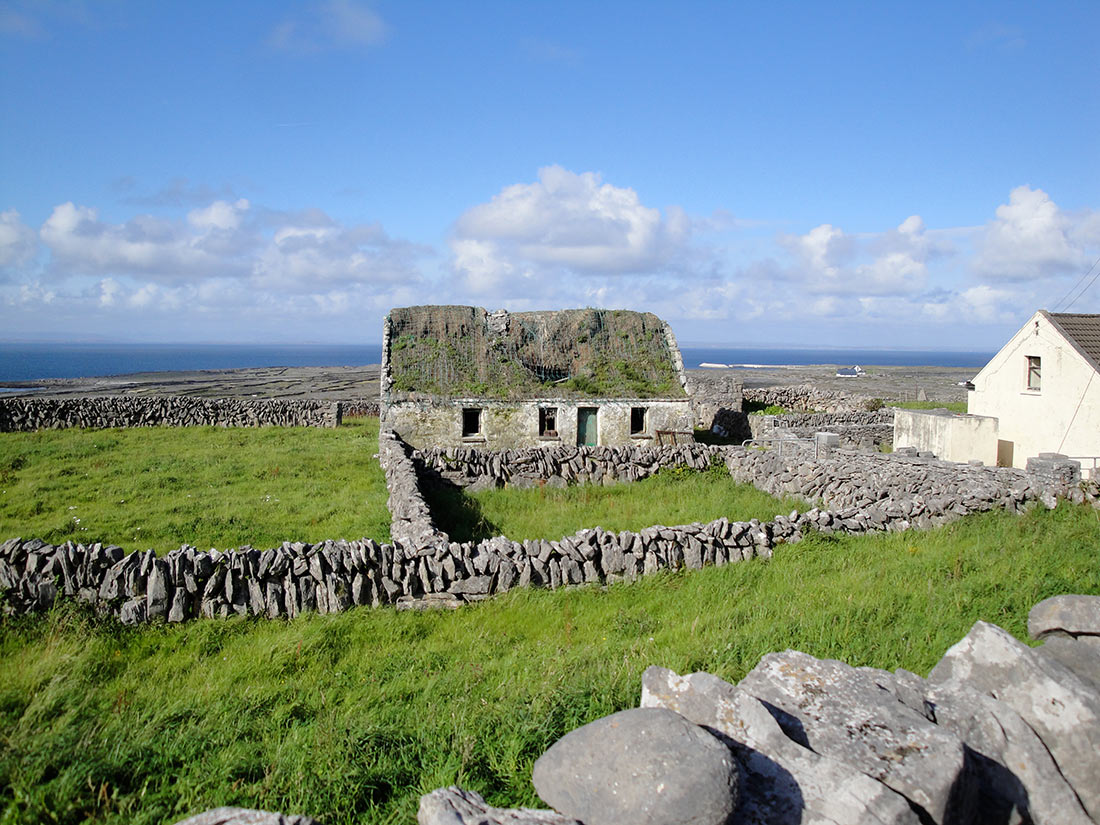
(968, 312, 1100, 470)
(893, 409, 999, 465)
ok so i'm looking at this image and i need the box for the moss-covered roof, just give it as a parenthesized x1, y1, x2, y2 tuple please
(384, 306, 687, 400)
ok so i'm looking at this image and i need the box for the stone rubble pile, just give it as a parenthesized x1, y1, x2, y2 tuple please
(418, 594, 1100, 825)
(0, 396, 342, 431)
(4, 433, 1096, 623)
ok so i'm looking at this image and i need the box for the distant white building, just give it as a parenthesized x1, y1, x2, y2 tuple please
(836, 365, 865, 378)
(894, 311, 1100, 476)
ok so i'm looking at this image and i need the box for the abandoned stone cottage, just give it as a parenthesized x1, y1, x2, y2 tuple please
(380, 305, 695, 449)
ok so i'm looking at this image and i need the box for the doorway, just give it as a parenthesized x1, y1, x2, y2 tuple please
(577, 407, 598, 446)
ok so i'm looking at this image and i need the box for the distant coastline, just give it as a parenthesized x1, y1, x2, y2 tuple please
(0, 342, 995, 383)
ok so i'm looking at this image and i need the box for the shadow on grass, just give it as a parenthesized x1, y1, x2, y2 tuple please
(422, 481, 501, 543)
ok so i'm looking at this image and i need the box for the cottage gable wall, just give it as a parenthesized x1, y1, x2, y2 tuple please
(968, 311, 1100, 468)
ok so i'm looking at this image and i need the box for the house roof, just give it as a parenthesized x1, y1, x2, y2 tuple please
(1044, 312, 1100, 375)
(383, 305, 688, 401)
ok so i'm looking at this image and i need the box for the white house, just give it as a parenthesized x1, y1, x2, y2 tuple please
(894, 311, 1100, 476)
(967, 311, 1100, 472)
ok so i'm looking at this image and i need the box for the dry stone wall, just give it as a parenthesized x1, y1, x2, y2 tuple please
(743, 383, 871, 413)
(0, 396, 342, 431)
(3, 430, 1096, 623)
(747, 409, 894, 448)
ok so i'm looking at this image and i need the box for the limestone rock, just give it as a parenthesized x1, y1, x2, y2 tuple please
(171, 807, 319, 825)
(640, 666, 919, 825)
(916, 679, 1092, 825)
(418, 786, 581, 825)
(1034, 635, 1100, 691)
(739, 650, 975, 824)
(1027, 594, 1100, 640)
(532, 707, 739, 825)
(929, 620, 1100, 820)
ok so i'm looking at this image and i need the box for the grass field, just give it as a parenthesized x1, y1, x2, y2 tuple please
(889, 400, 968, 413)
(0, 418, 391, 551)
(2, 502, 1098, 825)
(426, 463, 808, 542)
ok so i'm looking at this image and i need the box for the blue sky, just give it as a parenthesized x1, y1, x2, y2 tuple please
(1, 1, 1098, 348)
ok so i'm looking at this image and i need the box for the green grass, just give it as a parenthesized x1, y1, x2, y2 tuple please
(0, 418, 391, 551)
(889, 400, 968, 413)
(425, 464, 809, 542)
(1, 502, 1097, 824)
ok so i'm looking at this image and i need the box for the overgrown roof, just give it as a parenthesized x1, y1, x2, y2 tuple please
(384, 306, 687, 400)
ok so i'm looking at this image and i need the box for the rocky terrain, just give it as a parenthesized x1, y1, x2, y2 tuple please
(0, 363, 971, 405)
(0, 364, 381, 400)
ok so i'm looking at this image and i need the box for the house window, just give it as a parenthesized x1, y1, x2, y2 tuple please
(1026, 356, 1041, 391)
(630, 406, 647, 435)
(539, 407, 558, 437)
(462, 407, 482, 437)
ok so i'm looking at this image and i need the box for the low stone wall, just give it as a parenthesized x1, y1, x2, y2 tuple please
(743, 383, 871, 413)
(3, 430, 1097, 623)
(0, 396, 342, 431)
(341, 400, 380, 418)
(379, 430, 446, 548)
(414, 442, 723, 489)
(748, 409, 895, 449)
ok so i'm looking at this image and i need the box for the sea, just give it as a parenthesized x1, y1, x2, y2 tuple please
(0, 343, 995, 383)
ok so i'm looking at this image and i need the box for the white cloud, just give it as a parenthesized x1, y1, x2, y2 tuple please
(452, 166, 691, 292)
(269, 0, 386, 53)
(188, 199, 249, 232)
(0, 209, 37, 269)
(779, 214, 941, 296)
(973, 185, 1097, 280)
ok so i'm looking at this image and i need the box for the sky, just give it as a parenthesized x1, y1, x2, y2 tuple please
(1, 1, 1098, 349)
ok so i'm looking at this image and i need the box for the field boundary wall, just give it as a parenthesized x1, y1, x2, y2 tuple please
(3, 429, 1095, 623)
(0, 396, 343, 431)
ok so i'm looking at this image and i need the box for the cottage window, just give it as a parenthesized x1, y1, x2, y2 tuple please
(1026, 356, 1041, 391)
(630, 407, 647, 435)
(462, 407, 482, 437)
(539, 407, 558, 437)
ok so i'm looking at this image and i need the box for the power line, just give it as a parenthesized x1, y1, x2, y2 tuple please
(1063, 258, 1100, 311)
(1052, 253, 1100, 312)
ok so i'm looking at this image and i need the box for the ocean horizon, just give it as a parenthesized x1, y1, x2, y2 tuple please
(0, 342, 995, 383)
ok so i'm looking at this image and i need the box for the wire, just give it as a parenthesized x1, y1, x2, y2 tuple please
(1052, 253, 1100, 312)
(1063, 258, 1100, 311)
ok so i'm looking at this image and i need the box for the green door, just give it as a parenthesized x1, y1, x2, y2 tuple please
(577, 407, 598, 446)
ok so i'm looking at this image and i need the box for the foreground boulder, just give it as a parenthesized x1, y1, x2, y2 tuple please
(173, 808, 319, 825)
(738, 651, 975, 824)
(418, 787, 581, 825)
(1027, 594, 1100, 639)
(419, 595, 1100, 825)
(929, 620, 1100, 821)
(531, 707, 739, 825)
(640, 666, 919, 825)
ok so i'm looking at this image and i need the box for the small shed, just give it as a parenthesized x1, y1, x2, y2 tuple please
(380, 306, 695, 449)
